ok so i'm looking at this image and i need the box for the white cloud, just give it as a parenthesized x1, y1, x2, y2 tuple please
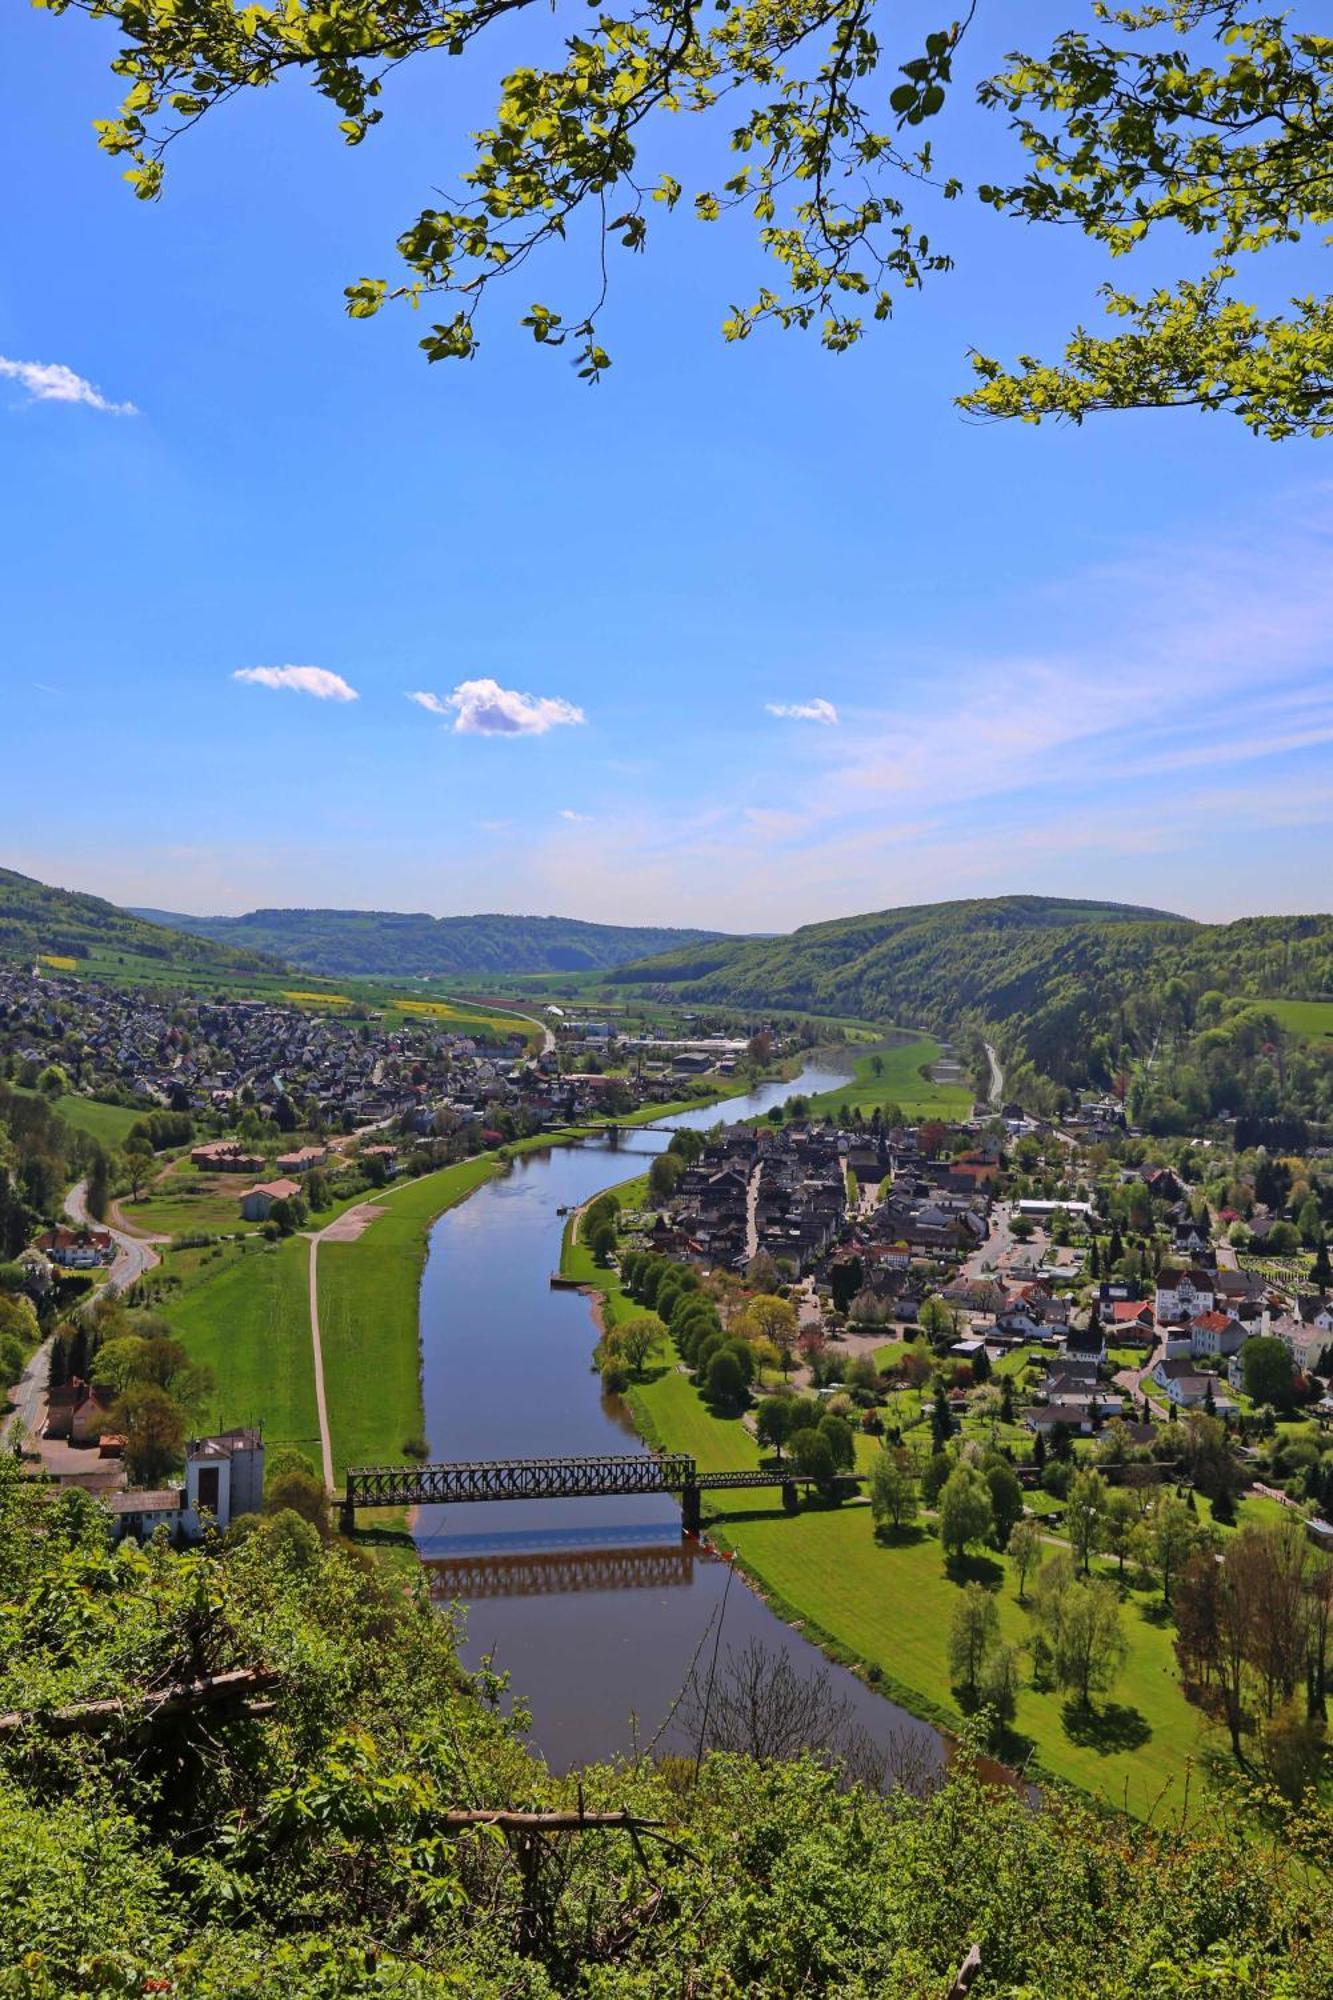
(410, 677, 586, 736)
(233, 665, 359, 702)
(0, 355, 137, 416)
(558, 808, 593, 823)
(765, 698, 839, 725)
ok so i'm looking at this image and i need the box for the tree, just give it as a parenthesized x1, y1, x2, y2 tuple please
(930, 1383, 953, 1455)
(948, 1583, 999, 1701)
(746, 1294, 798, 1377)
(1144, 1495, 1200, 1607)
(614, 1311, 665, 1378)
(1039, 1570, 1127, 1713)
(1241, 1336, 1297, 1413)
(263, 1468, 330, 1538)
(707, 1349, 746, 1410)
(1063, 1468, 1108, 1576)
(870, 1447, 918, 1533)
(110, 1381, 185, 1487)
(787, 1426, 835, 1488)
(1008, 1518, 1043, 1603)
(938, 1465, 994, 1565)
(1101, 1488, 1140, 1580)
(86, 1147, 112, 1223)
(755, 1396, 794, 1460)
(1314, 1235, 1332, 1294)
(984, 1460, 1023, 1550)
(648, 1152, 683, 1203)
(817, 1413, 854, 1472)
(588, 1220, 618, 1266)
(123, 1135, 154, 1200)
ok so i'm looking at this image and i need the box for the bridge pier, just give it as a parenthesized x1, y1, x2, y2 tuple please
(781, 1481, 799, 1515)
(681, 1481, 701, 1535)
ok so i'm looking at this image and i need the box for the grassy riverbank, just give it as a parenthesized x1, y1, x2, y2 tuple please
(166, 1234, 320, 1459)
(560, 1223, 1212, 1819)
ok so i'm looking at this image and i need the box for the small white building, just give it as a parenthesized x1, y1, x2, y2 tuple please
(239, 1177, 302, 1222)
(108, 1429, 265, 1543)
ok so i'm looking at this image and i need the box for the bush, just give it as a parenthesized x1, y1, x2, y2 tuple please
(706, 1350, 746, 1409)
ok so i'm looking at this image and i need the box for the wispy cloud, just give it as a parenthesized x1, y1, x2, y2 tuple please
(558, 808, 593, 823)
(410, 677, 585, 737)
(765, 698, 839, 725)
(0, 355, 137, 416)
(233, 665, 359, 702)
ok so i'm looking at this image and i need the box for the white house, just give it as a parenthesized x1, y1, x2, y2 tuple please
(1187, 1311, 1246, 1360)
(1155, 1268, 1215, 1325)
(108, 1429, 265, 1543)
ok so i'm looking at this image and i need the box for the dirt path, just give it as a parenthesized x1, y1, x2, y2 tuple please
(304, 1199, 389, 1494)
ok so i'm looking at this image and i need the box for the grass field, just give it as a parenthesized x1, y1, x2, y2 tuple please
(1268, 998, 1333, 1044)
(120, 1162, 256, 1238)
(801, 1037, 973, 1122)
(10, 1087, 146, 1147)
(316, 1156, 502, 1476)
(164, 1235, 319, 1459)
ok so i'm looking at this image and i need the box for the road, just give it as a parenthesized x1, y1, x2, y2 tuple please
(65, 1179, 162, 1293)
(2, 1334, 53, 1448)
(983, 1039, 1004, 1108)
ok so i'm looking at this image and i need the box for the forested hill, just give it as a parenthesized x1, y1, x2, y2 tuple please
(611, 894, 1333, 1122)
(609, 895, 1196, 1035)
(133, 904, 728, 976)
(0, 868, 278, 976)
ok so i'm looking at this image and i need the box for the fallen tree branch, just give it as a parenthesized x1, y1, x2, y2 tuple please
(441, 1807, 665, 1832)
(0, 1666, 280, 1737)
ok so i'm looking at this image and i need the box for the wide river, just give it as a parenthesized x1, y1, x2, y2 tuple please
(412, 1063, 943, 1774)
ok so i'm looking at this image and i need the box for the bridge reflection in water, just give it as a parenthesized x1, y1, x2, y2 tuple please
(426, 1534, 697, 1602)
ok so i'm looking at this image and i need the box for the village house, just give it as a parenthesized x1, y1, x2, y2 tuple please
(1154, 1267, 1216, 1325)
(238, 1177, 302, 1222)
(32, 1225, 115, 1269)
(1151, 1356, 1235, 1410)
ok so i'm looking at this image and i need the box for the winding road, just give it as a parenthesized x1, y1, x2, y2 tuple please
(983, 1039, 1005, 1109)
(65, 1179, 163, 1293)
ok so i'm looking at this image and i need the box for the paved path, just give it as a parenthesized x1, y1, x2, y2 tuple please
(306, 1231, 336, 1492)
(2, 1335, 53, 1449)
(65, 1179, 162, 1293)
(983, 1040, 1004, 1108)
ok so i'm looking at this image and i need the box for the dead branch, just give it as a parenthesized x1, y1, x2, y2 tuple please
(0, 1666, 280, 1737)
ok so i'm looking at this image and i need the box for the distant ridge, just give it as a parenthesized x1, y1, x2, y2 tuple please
(0, 868, 279, 976)
(132, 905, 730, 978)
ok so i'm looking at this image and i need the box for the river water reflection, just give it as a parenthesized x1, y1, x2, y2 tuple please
(414, 1064, 944, 1774)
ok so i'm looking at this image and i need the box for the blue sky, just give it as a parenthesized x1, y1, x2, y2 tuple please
(3, 1, 1331, 932)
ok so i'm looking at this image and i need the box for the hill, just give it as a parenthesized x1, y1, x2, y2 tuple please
(610, 894, 1333, 1125)
(132, 904, 728, 976)
(0, 868, 280, 977)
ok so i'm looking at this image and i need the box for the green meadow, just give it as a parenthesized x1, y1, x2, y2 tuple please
(800, 1036, 973, 1122)
(165, 1235, 319, 1460)
(1268, 997, 1333, 1044)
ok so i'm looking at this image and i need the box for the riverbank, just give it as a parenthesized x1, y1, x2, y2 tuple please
(558, 1221, 1212, 1819)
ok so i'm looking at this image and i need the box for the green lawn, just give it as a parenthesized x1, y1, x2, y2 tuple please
(1268, 997, 1333, 1045)
(163, 1235, 319, 1460)
(316, 1156, 501, 1476)
(11, 1087, 146, 1147)
(801, 1036, 972, 1122)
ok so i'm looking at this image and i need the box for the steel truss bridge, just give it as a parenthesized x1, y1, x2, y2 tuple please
(341, 1452, 862, 1534)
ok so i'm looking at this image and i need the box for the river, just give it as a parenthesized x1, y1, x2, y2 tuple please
(412, 1063, 944, 1776)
